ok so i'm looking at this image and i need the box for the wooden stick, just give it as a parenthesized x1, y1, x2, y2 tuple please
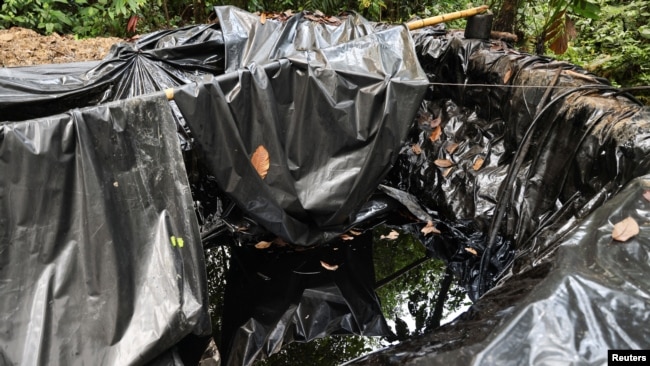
(406, 5, 489, 30)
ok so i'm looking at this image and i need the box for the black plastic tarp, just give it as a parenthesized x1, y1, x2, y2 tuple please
(0, 95, 211, 365)
(0, 7, 428, 366)
(221, 232, 388, 366)
(3, 6, 650, 366)
(346, 28, 650, 364)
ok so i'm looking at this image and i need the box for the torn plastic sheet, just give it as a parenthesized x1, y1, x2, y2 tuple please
(0, 94, 211, 365)
(345, 30, 650, 364)
(220, 232, 388, 366)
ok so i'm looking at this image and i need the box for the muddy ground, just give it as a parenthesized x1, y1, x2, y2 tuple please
(0, 27, 123, 67)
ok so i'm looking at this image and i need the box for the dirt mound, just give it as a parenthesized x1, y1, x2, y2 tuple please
(0, 27, 123, 67)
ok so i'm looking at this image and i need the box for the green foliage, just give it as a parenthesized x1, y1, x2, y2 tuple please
(0, 0, 73, 34)
(513, 0, 600, 54)
(372, 226, 471, 341)
(557, 0, 650, 90)
(258, 335, 371, 366)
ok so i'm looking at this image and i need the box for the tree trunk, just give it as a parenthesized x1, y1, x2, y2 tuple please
(493, 0, 518, 33)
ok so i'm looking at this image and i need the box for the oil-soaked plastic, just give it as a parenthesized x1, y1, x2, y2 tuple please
(346, 29, 650, 364)
(3, 6, 650, 366)
(0, 95, 211, 365)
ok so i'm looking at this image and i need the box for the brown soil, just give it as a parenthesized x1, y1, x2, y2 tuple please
(0, 27, 123, 67)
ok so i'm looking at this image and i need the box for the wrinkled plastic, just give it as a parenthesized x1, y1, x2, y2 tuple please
(346, 29, 650, 364)
(0, 7, 428, 366)
(0, 95, 212, 365)
(4, 6, 650, 366)
(221, 232, 388, 366)
(0, 23, 225, 122)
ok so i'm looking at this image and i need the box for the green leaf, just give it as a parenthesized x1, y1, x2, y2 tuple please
(571, 0, 600, 19)
(639, 26, 650, 40)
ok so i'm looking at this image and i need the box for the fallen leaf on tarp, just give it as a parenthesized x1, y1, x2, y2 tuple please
(503, 68, 512, 84)
(473, 156, 485, 171)
(412, 144, 422, 155)
(340, 234, 354, 241)
(443, 167, 453, 177)
(612, 216, 640, 242)
(272, 237, 288, 247)
(251, 145, 270, 179)
(465, 247, 478, 256)
(445, 142, 459, 154)
(255, 241, 272, 249)
(434, 159, 454, 168)
(643, 190, 650, 201)
(324, 16, 342, 25)
(421, 221, 440, 236)
(320, 261, 338, 271)
(429, 125, 442, 142)
(260, 12, 267, 24)
(380, 230, 399, 240)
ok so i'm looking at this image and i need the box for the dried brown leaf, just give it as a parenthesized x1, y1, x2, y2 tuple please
(255, 241, 272, 249)
(643, 190, 650, 202)
(421, 221, 441, 236)
(251, 145, 270, 179)
(445, 142, 459, 154)
(320, 261, 339, 271)
(429, 125, 442, 142)
(473, 156, 485, 171)
(260, 12, 267, 24)
(412, 144, 422, 155)
(612, 216, 640, 242)
(380, 230, 400, 240)
(434, 159, 454, 168)
(503, 68, 512, 84)
(340, 234, 354, 241)
(349, 229, 362, 236)
(272, 237, 288, 247)
(465, 247, 478, 256)
(443, 167, 453, 177)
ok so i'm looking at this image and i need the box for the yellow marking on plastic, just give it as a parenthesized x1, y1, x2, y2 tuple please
(171, 235, 177, 247)
(177, 237, 184, 248)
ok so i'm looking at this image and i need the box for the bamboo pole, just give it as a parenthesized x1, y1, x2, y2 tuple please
(162, 7, 490, 100)
(406, 5, 489, 31)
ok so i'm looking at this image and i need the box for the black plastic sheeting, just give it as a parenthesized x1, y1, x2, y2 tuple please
(346, 29, 650, 364)
(221, 233, 388, 365)
(0, 6, 427, 366)
(0, 95, 212, 365)
(3, 6, 650, 366)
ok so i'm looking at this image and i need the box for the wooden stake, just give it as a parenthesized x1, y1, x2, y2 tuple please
(406, 5, 489, 30)
(165, 88, 174, 100)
